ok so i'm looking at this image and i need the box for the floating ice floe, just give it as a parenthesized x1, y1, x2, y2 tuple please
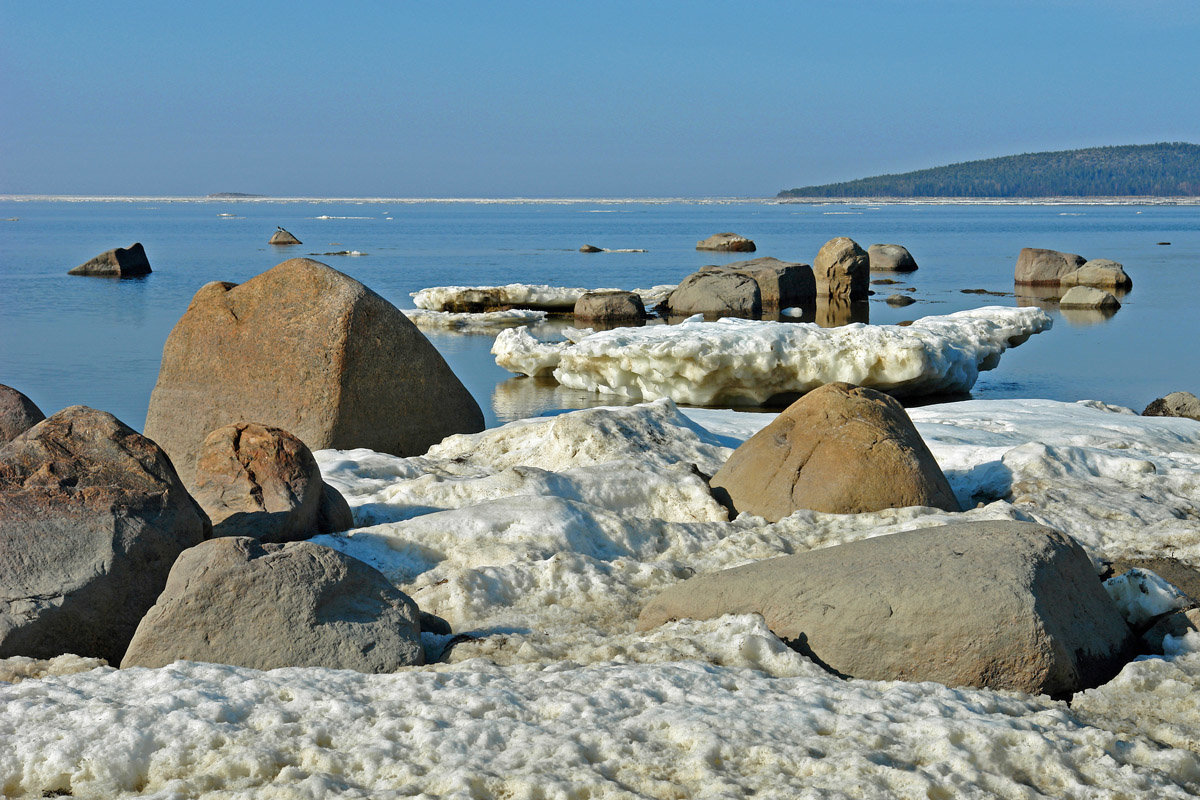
(403, 307, 548, 332)
(493, 306, 1053, 404)
(412, 283, 675, 312)
(5, 397, 1200, 798)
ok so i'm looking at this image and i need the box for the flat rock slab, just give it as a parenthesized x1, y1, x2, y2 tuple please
(638, 521, 1135, 696)
(1059, 286, 1120, 309)
(68, 242, 151, 278)
(121, 537, 423, 672)
(0, 406, 210, 663)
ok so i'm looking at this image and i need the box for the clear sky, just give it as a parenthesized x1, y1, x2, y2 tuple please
(2, 1, 1197, 197)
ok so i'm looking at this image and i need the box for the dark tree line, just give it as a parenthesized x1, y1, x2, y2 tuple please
(778, 143, 1200, 198)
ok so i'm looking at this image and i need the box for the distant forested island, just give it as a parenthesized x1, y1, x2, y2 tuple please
(778, 143, 1200, 198)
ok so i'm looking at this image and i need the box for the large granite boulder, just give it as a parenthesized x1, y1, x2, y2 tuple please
(696, 232, 756, 252)
(1060, 259, 1132, 291)
(813, 238, 869, 300)
(574, 291, 646, 323)
(1014, 248, 1087, 285)
(868, 243, 918, 272)
(0, 385, 44, 443)
(709, 382, 959, 519)
(638, 521, 1136, 696)
(1142, 391, 1200, 421)
(68, 242, 152, 277)
(269, 227, 302, 245)
(665, 270, 762, 318)
(702, 257, 816, 311)
(144, 258, 484, 486)
(193, 422, 354, 542)
(0, 407, 210, 663)
(121, 537, 424, 672)
(1059, 286, 1120, 309)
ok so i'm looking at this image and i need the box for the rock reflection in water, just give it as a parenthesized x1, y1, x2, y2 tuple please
(1060, 306, 1120, 327)
(817, 298, 869, 327)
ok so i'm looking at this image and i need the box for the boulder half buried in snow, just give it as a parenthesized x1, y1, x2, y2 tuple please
(144, 258, 484, 486)
(709, 382, 960, 519)
(637, 521, 1136, 697)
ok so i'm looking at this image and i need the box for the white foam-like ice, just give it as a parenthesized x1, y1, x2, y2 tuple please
(493, 306, 1053, 404)
(411, 283, 675, 312)
(402, 307, 548, 332)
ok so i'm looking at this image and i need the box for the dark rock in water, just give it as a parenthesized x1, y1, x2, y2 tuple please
(574, 291, 646, 322)
(961, 288, 1010, 296)
(637, 521, 1135, 697)
(885, 293, 916, 307)
(868, 243, 918, 272)
(1157, 242, 1171, 246)
(144, 258, 485, 486)
(814, 238, 869, 301)
(871, 278, 901, 285)
(1142, 391, 1200, 421)
(579, 244, 604, 253)
(193, 422, 354, 542)
(667, 257, 814, 318)
(696, 232, 756, 252)
(0, 406, 210, 663)
(701, 257, 816, 311)
(709, 382, 959, 520)
(269, 227, 302, 245)
(1014, 248, 1086, 285)
(68, 242, 152, 278)
(0, 385, 45, 443)
(120, 537, 423, 672)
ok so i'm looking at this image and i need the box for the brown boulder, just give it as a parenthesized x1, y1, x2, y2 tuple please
(0, 385, 45, 443)
(0, 407, 210, 663)
(1014, 248, 1086, 285)
(574, 291, 646, 322)
(269, 227, 302, 245)
(193, 422, 354, 542)
(696, 232, 756, 252)
(1060, 259, 1132, 291)
(813, 238, 869, 300)
(709, 382, 960, 520)
(637, 521, 1135, 697)
(67, 242, 152, 278)
(144, 258, 484, 486)
(1142, 391, 1200, 421)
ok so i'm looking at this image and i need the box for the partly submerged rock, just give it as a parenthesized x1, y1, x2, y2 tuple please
(269, 227, 302, 245)
(709, 382, 960, 519)
(638, 521, 1135, 696)
(868, 243, 918, 272)
(1142, 391, 1200, 421)
(1059, 286, 1120, 309)
(1060, 259, 1132, 291)
(574, 291, 646, 322)
(121, 537, 423, 672)
(696, 232, 756, 252)
(68, 242, 152, 277)
(193, 422, 354, 542)
(0, 385, 45, 443)
(579, 244, 604, 253)
(885, 293, 916, 307)
(0, 407, 210, 663)
(1014, 248, 1087, 285)
(813, 237, 869, 301)
(667, 257, 815, 318)
(144, 258, 484, 486)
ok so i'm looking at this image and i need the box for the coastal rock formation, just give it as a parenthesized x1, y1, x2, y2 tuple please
(885, 293, 916, 307)
(574, 291, 646, 323)
(67, 242, 152, 278)
(1014, 248, 1087, 285)
(0, 385, 44, 443)
(144, 258, 484, 486)
(121, 537, 423, 672)
(1142, 391, 1200, 421)
(696, 232, 756, 252)
(269, 227, 302, 245)
(1060, 259, 1133, 291)
(665, 257, 815, 318)
(813, 237, 869, 300)
(192, 422, 353, 542)
(1059, 286, 1120, 309)
(0, 406, 210, 663)
(637, 521, 1135, 696)
(708, 382, 960, 519)
(868, 243, 918, 272)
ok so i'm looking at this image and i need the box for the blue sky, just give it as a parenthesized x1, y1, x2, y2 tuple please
(2, 1, 1197, 197)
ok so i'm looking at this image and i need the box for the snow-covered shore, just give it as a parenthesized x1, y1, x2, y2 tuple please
(3, 397, 1200, 798)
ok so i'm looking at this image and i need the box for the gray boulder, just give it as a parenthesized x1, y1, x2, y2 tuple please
(696, 232, 756, 252)
(885, 293, 916, 307)
(1060, 259, 1132, 291)
(579, 244, 604, 253)
(121, 537, 423, 672)
(0, 407, 210, 663)
(574, 291, 646, 323)
(144, 258, 484, 486)
(68, 242, 152, 278)
(1058, 286, 1120, 309)
(0, 385, 44, 443)
(269, 227, 301, 245)
(813, 238, 869, 300)
(1142, 391, 1200, 421)
(709, 382, 959, 520)
(193, 422, 354, 542)
(868, 243, 918, 272)
(1014, 248, 1086, 285)
(701, 256, 816, 311)
(665, 270, 762, 318)
(638, 521, 1135, 696)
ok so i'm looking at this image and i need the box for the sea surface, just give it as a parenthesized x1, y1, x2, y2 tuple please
(1, 196, 1197, 429)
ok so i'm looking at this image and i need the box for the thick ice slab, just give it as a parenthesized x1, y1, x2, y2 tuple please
(402, 307, 547, 332)
(493, 306, 1053, 404)
(412, 283, 674, 311)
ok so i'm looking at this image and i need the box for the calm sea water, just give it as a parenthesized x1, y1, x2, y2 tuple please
(1, 198, 1197, 430)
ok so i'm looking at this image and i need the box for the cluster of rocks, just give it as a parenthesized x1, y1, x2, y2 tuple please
(1015, 248, 1131, 310)
(1, 259, 483, 673)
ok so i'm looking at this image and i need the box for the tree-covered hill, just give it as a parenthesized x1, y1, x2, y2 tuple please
(778, 143, 1200, 198)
